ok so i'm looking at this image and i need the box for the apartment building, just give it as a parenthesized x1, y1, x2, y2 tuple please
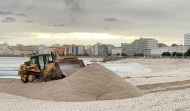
(38, 44, 49, 54)
(184, 33, 190, 46)
(123, 38, 158, 56)
(92, 43, 102, 56)
(64, 45, 86, 55)
(86, 45, 93, 56)
(151, 45, 190, 55)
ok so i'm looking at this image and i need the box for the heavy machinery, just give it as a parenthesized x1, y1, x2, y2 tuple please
(18, 52, 85, 83)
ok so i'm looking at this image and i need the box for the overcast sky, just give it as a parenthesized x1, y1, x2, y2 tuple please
(0, 0, 190, 46)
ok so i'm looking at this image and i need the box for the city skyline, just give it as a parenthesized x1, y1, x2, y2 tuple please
(0, 0, 190, 46)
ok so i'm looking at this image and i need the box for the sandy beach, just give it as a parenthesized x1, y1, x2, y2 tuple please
(1, 58, 190, 111)
(118, 58, 190, 86)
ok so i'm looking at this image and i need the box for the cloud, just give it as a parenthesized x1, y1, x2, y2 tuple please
(25, 20, 34, 23)
(1, 17, 16, 23)
(0, 10, 27, 17)
(48, 24, 65, 27)
(63, 0, 85, 23)
(103, 18, 119, 22)
(0, 0, 190, 45)
(104, 28, 109, 30)
(16, 14, 27, 17)
(0, 11, 12, 15)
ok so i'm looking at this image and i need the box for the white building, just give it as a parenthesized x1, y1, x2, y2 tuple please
(86, 45, 93, 56)
(123, 38, 158, 56)
(13, 50, 20, 55)
(112, 47, 122, 56)
(92, 43, 102, 56)
(0, 49, 14, 56)
(121, 43, 128, 53)
(78, 46, 85, 55)
(64, 45, 85, 55)
(38, 44, 49, 54)
(184, 33, 190, 46)
(69, 46, 73, 55)
(151, 45, 190, 55)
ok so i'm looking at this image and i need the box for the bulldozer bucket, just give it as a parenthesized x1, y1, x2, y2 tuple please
(54, 62, 65, 78)
(57, 58, 85, 71)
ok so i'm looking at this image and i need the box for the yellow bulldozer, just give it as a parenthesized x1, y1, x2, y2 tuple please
(18, 52, 85, 83)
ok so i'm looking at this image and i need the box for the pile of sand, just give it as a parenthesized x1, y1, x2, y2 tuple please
(62, 68, 81, 77)
(0, 63, 143, 102)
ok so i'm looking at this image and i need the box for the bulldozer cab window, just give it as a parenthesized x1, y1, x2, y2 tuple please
(43, 55, 49, 63)
(38, 55, 45, 70)
(31, 57, 37, 64)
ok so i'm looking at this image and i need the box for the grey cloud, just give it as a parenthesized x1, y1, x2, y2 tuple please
(48, 24, 65, 27)
(2, 17, 16, 23)
(63, 0, 85, 23)
(57, 24, 65, 26)
(48, 24, 56, 26)
(103, 18, 119, 22)
(0, 10, 27, 17)
(0, 11, 12, 15)
(25, 20, 33, 23)
(16, 14, 27, 17)
(1, 0, 190, 45)
(104, 28, 109, 30)
(63, 0, 82, 13)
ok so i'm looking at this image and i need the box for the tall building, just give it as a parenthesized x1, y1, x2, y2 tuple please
(38, 44, 49, 54)
(86, 45, 93, 56)
(92, 43, 115, 57)
(123, 38, 158, 56)
(184, 33, 190, 46)
(121, 43, 128, 53)
(78, 45, 85, 55)
(92, 43, 102, 56)
(64, 45, 85, 56)
(97, 44, 115, 57)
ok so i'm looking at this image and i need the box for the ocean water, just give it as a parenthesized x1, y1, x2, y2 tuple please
(83, 61, 151, 74)
(0, 57, 150, 78)
(0, 57, 28, 78)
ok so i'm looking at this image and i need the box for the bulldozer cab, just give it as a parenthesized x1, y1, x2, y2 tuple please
(30, 54, 52, 70)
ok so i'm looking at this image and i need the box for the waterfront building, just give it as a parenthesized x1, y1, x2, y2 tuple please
(151, 45, 190, 56)
(38, 44, 49, 54)
(123, 38, 158, 56)
(184, 33, 190, 46)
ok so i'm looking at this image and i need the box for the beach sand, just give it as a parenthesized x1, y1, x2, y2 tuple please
(1, 58, 190, 110)
(118, 58, 190, 86)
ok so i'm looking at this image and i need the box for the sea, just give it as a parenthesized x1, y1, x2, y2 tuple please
(0, 57, 151, 78)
